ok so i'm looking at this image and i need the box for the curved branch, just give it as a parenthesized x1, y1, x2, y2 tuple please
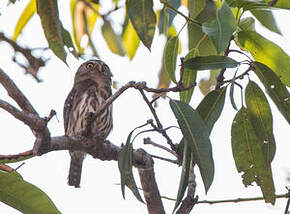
(0, 68, 38, 114)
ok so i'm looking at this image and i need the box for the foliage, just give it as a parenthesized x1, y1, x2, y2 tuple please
(2, 0, 290, 213)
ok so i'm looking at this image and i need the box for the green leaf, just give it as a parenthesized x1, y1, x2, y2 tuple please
(196, 87, 227, 133)
(188, 0, 217, 56)
(202, 1, 237, 53)
(237, 31, 290, 86)
(231, 107, 275, 204)
(226, 0, 269, 10)
(102, 20, 126, 56)
(238, 17, 255, 31)
(252, 61, 290, 124)
(184, 55, 239, 70)
(245, 81, 276, 164)
(173, 138, 191, 212)
(36, 0, 68, 63)
(170, 99, 214, 193)
(60, 23, 78, 58)
(158, 0, 180, 34)
(164, 36, 179, 83)
(251, 10, 281, 34)
(118, 130, 144, 203)
(179, 48, 198, 103)
(126, 0, 156, 50)
(189, 0, 206, 19)
(13, 0, 36, 41)
(229, 69, 238, 110)
(122, 19, 140, 60)
(0, 171, 60, 214)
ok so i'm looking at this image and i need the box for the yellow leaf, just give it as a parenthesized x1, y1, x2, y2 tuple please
(13, 0, 36, 41)
(122, 20, 140, 60)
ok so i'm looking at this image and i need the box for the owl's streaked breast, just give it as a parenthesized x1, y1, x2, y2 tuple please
(66, 85, 112, 139)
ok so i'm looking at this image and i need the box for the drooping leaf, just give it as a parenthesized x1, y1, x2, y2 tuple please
(231, 107, 275, 204)
(245, 81, 276, 164)
(173, 138, 191, 212)
(188, 0, 217, 55)
(196, 87, 227, 133)
(229, 68, 238, 110)
(126, 0, 156, 50)
(251, 10, 281, 34)
(179, 48, 198, 103)
(252, 61, 290, 124)
(238, 17, 255, 31)
(102, 20, 126, 56)
(184, 55, 239, 70)
(36, 0, 70, 63)
(202, 1, 237, 53)
(158, 0, 180, 34)
(164, 36, 179, 83)
(0, 171, 60, 214)
(122, 19, 140, 60)
(60, 23, 78, 58)
(237, 31, 290, 86)
(71, 0, 98, 54)
(13, 0, 36, 41)
(118, 129, 144, 203)
(170, 99, 214, 193)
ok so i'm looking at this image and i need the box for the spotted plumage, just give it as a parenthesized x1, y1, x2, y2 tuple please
(63, 59, 113, 187)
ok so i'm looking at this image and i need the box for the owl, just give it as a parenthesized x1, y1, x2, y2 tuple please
(63, 59, 113, 187)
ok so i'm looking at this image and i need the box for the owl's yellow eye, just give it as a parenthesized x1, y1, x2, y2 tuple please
(86, 63, 94, 69)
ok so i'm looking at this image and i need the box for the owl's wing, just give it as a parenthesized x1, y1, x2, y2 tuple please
(63, 88, 76, 135)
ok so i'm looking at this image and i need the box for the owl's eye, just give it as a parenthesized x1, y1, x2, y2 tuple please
(86, 62, 94, 69)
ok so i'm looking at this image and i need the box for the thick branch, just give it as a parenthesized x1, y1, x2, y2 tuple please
(137, 149, 165, 214)
(0, 99, 45, 130)
(0, 68, 38, 114)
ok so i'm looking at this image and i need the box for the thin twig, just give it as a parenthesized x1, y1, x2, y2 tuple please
(160, 0, 201, 26)
(150, 154, 178, 164)
(228, 49, 252, 61)
(222, 67, 251, 84)
(178, 57, 185, 87)
(139, 89, 163, 129)
(0, 32, 46, 82)
(284, 187, 290, 214)
(161, 193, 289, 204)
(147, 119, 176, 152)
(144, 137, 177, 157)
(215, 36, 234, 89)
(198, 194, 288, 204)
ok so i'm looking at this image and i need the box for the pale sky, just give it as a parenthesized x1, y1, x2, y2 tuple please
(0, 1, 289, 214)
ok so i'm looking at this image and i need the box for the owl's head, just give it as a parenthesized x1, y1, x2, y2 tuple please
(74, 59, 112, 84)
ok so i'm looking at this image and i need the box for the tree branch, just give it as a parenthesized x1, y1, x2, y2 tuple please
(137, 149, 166, 214)
(0, 68, 38, 114)
(159, 0, 201, 26)
(0, 32, 46, 82)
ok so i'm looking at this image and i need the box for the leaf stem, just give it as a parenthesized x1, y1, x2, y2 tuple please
(160, 0, 201, 26)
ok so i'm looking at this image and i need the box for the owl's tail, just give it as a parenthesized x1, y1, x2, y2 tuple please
(68, 151, 85, 188)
